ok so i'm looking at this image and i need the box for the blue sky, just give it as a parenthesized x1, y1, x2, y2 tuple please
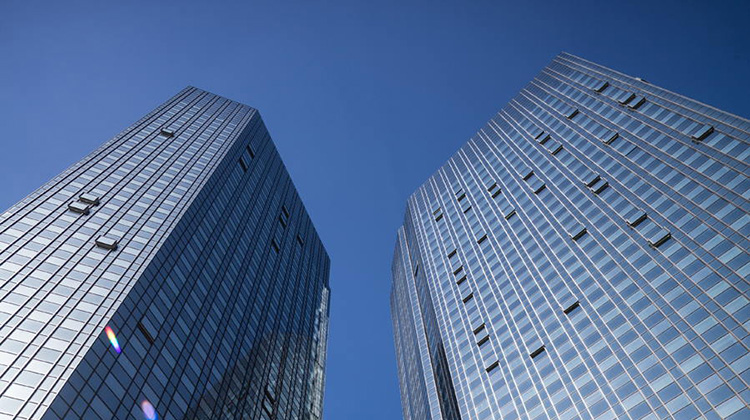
(1, 1, 749, 418)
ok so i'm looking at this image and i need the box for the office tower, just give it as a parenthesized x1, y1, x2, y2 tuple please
(391, 52, 750, 419)
(0, 87, 330, 420)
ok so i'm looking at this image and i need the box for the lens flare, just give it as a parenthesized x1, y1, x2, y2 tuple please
(104, 326, 121, 353)
(141, 400, 157, 420)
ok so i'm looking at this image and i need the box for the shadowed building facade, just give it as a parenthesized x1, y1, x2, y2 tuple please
(0, 87, 330, 419)
(391, 53, 750, 419)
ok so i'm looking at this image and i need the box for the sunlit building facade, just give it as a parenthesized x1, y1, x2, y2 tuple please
(391, 53, 750, 419)
(0, 87, 330, 419)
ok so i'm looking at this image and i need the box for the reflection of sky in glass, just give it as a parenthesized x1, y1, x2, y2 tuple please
(104, 326, 121, 353)
(141, 400, 157, 420)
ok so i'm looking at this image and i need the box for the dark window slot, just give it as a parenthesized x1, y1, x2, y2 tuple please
(529, 345, 546, 359)
(296, 235, 304, 246)
(239, 157, 248, 172)
(477, 335, 490, 346)
(453, 266, 464, 276)
(462, 293, 474, 303)
(137, 321, 155, 344)
(485, 361, 499, 373)
(271, 239, 280, 253)
(477, 234, 488, 244)
(246, 145, 256, 158)
(447, 249, 457, 259)
(473, 323, 486, 335)
(159, 128, 175, 138)
(456, 275, 467, 285)
(601, 131, 619, 145)
(563, 301, 580, 315)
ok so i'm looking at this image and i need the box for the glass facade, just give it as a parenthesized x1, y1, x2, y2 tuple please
(0, 87, 330, 420)
(391, 53, 750, 419)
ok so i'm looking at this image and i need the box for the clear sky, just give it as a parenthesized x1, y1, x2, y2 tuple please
(1, 1, 749, 418)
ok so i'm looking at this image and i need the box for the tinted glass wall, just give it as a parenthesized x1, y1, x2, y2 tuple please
(0, 87, 330, 420)
(391, 53, 750, 420)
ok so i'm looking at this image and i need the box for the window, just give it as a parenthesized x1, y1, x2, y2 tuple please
(296, 235, 305, 246)
(563, 301, 580, 315)
(520, 165, 534, 180)
(246, 144, 256, 158)
(627, 211, 647, 227)
(79, 193, 100, 206)
(564, 107, 579, 119)
(601, 130, 619, 145)
(95, 236, 118, 250)
(628, 96, 646, 109)
(474, 323, 489, 346)
(477, 234, 488, 244)
(527, 176, 546, 194)
(239, 157, 248, 172)
(137, 320, 156, 344)
(504, 206, 516, 220)
(462, 292, 474, 303)
(529, 345, 546, 359)
(537, 133, 551, 144)
(592, 80, 609, 92)
(546, 139, 563, 155)
(531, 127, 544, 140)
(589, 178, 609, 194)
(434, 207, 444, 222)
(618, 92, 636, 105)
(691, 125, 714, 142)
(447, 249, 457, 259)
(488, 183, 501, 198)
(648, 229, 671, 248)
(457, 192, 467, 202)
(581, 171, 601, 188)
(68, 201, 90, 215)
(456, 275, 467, 285)
(568, 223, 587, 241)
(485, 360, 499, 373)
(271, 239, 280, 253)
(159, 128, 175, 138)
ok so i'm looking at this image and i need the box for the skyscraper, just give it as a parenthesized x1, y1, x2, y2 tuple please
(391, 53, 750, 419)
(0, 87, 330, 420)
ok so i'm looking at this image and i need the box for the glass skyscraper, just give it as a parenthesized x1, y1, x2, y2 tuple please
(391, 52, 750, 419)
(0, 87, 330, 420)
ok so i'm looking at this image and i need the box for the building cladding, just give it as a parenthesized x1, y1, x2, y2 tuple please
(0, 87, 330, 419)
(391, 52, 750, 420)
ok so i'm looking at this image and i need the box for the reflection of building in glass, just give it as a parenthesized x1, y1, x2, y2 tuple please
(0, 87, 330, 420)
(391, 53, 750, 420)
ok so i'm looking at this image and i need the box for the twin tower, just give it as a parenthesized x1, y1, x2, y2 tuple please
(1, 53, 749, 419)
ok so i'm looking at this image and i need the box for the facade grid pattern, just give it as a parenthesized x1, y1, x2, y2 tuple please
(0, 87, 330, 420)
(391, 53, 750, 420)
